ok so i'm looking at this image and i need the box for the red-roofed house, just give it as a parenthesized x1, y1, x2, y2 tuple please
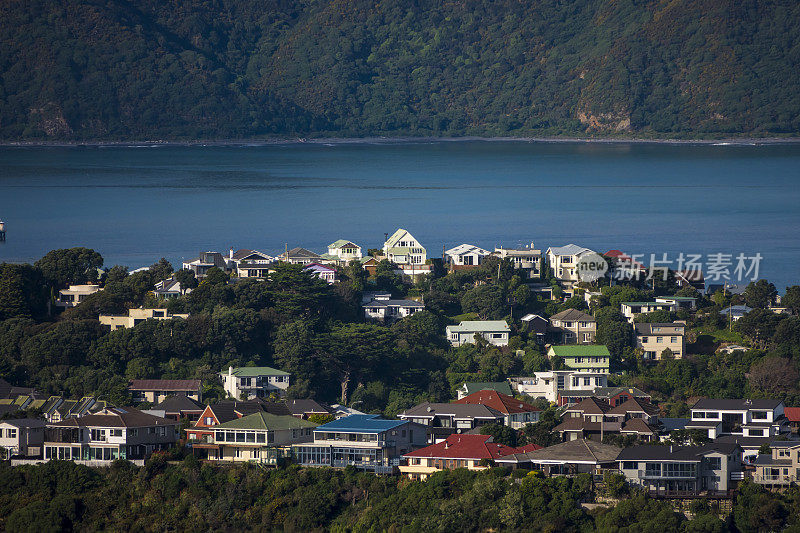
(399, 434, 541, 480)
(454, 390, 540, 428)
(784, 407, 800, 434)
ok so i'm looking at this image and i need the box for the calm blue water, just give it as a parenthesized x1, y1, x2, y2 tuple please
(1, 141, 799, 290)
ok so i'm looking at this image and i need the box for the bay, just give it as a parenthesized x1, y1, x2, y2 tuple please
(1, 140, 799, 290)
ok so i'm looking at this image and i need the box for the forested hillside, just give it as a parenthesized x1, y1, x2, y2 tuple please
(1, 0, 798, 140)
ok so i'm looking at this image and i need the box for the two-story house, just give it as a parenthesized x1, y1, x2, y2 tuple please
(43, 407, 178, 464)
(635, 322, 686, 360)
(221, 366, 290, 400)
(398, 403, 505, 444)
(322, 240, 362, 264)
(186, 401, 271, 456)
(557, 386, 651, 408)
(153, 276, 191, 299)
(553, 397, 660, 442)
(363, 293, 424, 323)
(546, 345, 610, 374)
(56, 284, 102, 308)
(549, 309, 597, 344)
(753, 441, 800, 487)
(620, 301, 677, 323)
(0, 419, 45, 459)
(686, 399, 788, 439)
(128, 379, 202, 403)
(205, 412, 317, 464)
(234, 249, 277, 279)
(617, 443, 743, 495)
(509, 371, 607, 403)
(382, 228, 430, 276)
(446, 320, 510, 347)
(655, 296, 698, 311)
(100, 308, 189, 330)
(292, 414, 427, 473)
(545, 244, 595, 286)
(444, 244, 491, 270)
(454, 390, 540, 428)
(182, 251, 231, 278)
(493, 243, 541, 280)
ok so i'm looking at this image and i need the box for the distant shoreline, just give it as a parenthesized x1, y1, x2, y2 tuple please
(2, 135, 800, 148)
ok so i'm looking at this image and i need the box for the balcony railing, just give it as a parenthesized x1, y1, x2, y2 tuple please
(753, 474, 797, 484)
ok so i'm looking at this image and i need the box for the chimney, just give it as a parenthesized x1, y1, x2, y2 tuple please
(229, 247, 234, 260)
(228, 366, 233, 376)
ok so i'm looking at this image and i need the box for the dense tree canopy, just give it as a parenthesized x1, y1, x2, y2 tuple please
(1, 0, 799, 140)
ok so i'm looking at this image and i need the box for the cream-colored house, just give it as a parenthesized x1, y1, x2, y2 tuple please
(322, 240, 363, 264)
(382, 228, 431, 276)
(99, 308, 189, 330)
(635, 322, 685, 360)
(620, 301, 678, 323)
(0, 419, 45, 459)
(754, 442, 800, 487)
(545, 244, 594, 286)
(446, 320, 510, 347)
(56, 284, 102, 308)
(549, 309, 597, 344)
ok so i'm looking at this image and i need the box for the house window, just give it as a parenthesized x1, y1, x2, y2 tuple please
(707, 457, 722, 470)
(656, 337, 663, 343)
(6, 428, 17, 439)
(752, 411, 768, 420)
(204, 417, 213, 425)
(110, 429, 122, 437)
(670, 337, 677, 343)
(641, 337, 649, 343)
(583, 377, 591, 386)
(622, 461, 637, 470)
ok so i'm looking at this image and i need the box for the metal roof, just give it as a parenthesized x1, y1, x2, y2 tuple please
(314, 414, 409, 433)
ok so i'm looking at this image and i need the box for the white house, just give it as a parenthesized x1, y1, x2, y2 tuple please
(545, 244, 594, 286)
(509, 371, 607, 403)
(493, 243, 542, 280)
(153, 277, 190, 299)
(445, 244, 490, 268)
(383, 228, 430, 275)
(182, 251, 231, 278)
(620, 301, 678, 323)
(303, 262, 337, 284)
(446, 320, 510, 347)
(322, 240, 363, 264)
(0, 419, 46, 459)
(56, 284, 102, 308)
(686, 399, 788, 441)
(221, 366, 291, 400)
(363, 294, 424, 322)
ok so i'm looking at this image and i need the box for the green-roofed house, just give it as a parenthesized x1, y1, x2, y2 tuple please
(456, 381, 514, 400)
(382, 228, 431, 276)
(547, 345, 611, 374)
(221, 366, 291, 400)
(208, 412, 317, 463)
(321, 239, 362, 265)
(446, 320, 510, 347)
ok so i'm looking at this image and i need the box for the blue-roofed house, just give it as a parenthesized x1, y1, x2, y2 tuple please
(292, 414, 427, 473)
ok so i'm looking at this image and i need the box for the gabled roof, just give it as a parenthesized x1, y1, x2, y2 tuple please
(402, 434, 524, 460)
(285, 247, 321, 259)
(691, 399, 783, 411)
(303, 262, 336, 273)
(0, 418, 46, 428)
(548, 345, 610, 357)
(129, 379, 201, 391)
(620, 418, 658, 435)
(459, 382, 514, 396)
(52, 407, 175, 428)
(328, 240, 360, 250)
(284, 399, 333, 416)
(232, 249, 273, 261)
(400, 402, 505, 420)
(448, 320, 510, 333)
(224, 366, 289, 377)
(550, 309, 595, 322)
(564, 397, 611, 416)
(215, 412, 317, 431)
(154, 395, 205, 413)
(784, 407, 800, 422)
(384, 228, 416, 248)
(606, 397, 660, 417)
(547, 244, 592, 257)
(455, 390, 539, 415)
(315, 414, 409, 433)
(499, 438, 621, 464)
(559, 386, 650, 401)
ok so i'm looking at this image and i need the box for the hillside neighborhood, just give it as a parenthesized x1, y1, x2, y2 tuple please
(1, 229, 800, 518)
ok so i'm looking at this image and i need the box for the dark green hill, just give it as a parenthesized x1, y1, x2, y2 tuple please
(1, 0, 798, 140)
